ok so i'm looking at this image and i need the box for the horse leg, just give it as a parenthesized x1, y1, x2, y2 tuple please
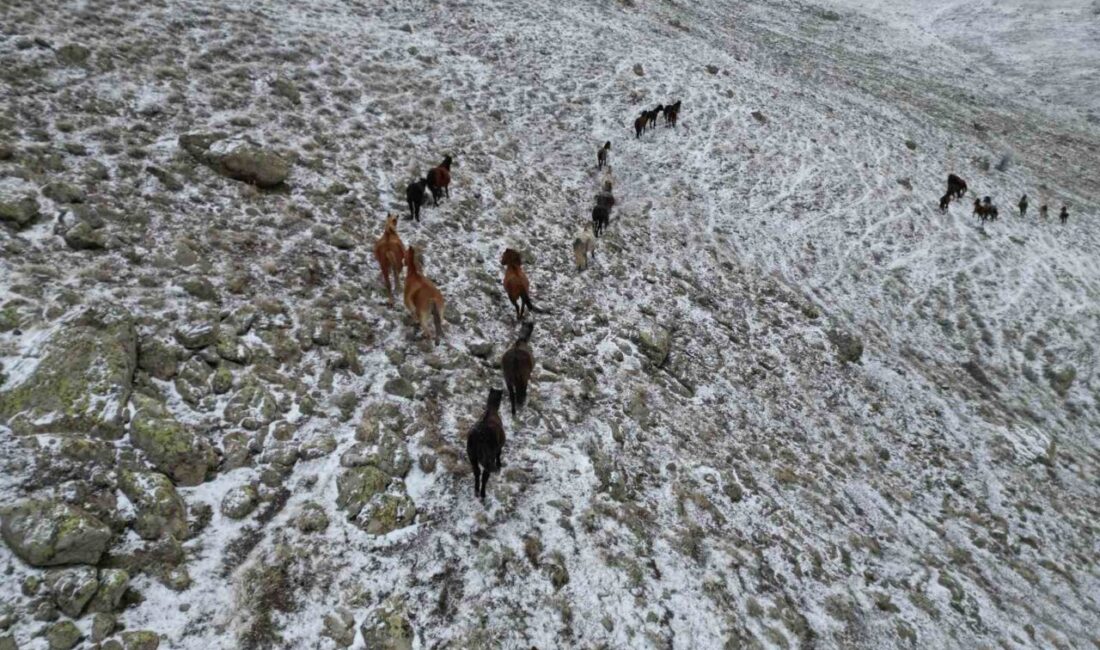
(470, 460, 481, 497)
(381, 267, 393, 303)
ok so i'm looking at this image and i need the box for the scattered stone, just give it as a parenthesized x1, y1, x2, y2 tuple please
(216, 328, 252, 364)
(173, 321, 217, 349)
(46, 620, 82, 650)
(827, 328, 864, 364)
(633, 63, 644, 76)
(181, 277, 218, 302)
(359, 597, 414, 650)
(146, 166, 183, 191)
(330, 228, 355, 250)
(751, 110, 768, 124)
(705, 64, 719, 74)
(383, 377, 416, 400)
(216, 146, 290, 189)
(117, 470, 188, 540)
(270, 78, 301, 105)
(904, 139, 917, 151)
(137, 337, 180, 380)
(1045, 364, 1076, 396)
(336, 466, 390, 519)
(43, 182, 86, 204)
(87, 569, 129, 613)
(300, 433, 337, 460)
(63, 221, 108, 250)
(296, 502, 330, 533)
(358, 493, 416, 535)
(322, 609, 356, 648)
(90, 612, 117, 642)
(45, 567, 99, 617)
(0, 196, 39, 227)
(120, 630, 160, 650)
(56, 44, 91, 66)
(130, 393, 217, 486)
(0, 305, 135, 438)
(1, 499, 111, 566)
(467, 342, 493, 358)
(220, 485, 259, 519)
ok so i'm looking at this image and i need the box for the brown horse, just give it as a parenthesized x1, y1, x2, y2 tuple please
(403, 246, 445, 345)
(597, 141, 611, 169)
(501, 248, 547, 320)
(946, 174, 967, 200)
(501, 322, 535, 417)
(426, 155, 453, 205)
(466, 388, 506, 500)
(973, 198, 998, 223)
(373, 214, 405, 304)
(664, 100, 681, 127)
(634, 114, 646, 139)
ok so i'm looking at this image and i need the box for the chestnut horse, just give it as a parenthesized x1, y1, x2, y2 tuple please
(426, 155, 453, 205)
(501, 248, 547, 320)
(373, 214, 405, 304)
(403, 246, 445, 345)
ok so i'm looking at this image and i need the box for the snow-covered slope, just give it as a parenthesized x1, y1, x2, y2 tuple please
(1, 0, 1097, 649)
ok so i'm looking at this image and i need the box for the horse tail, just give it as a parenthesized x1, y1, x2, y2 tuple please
(515, 377, 528, 409)
(521, 290, 549, 314)
(431, 300, 443, 345)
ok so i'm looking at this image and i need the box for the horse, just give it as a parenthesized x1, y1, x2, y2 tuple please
(597, 141, 611, 170)
(645, 105, 664, 131)
(946, 174, 967, 200)
(592, 204, 610, 237)
(466, 388, 506, 500)
(664, 100, 681, 128)
(634, 114, 646, 139)
(939, 193, 952, 212)
(973, 198, 997, 222)
(501, 322, 535, 417)
(595, 180, 616, 211)
(405, 178, 429, 222)
(573, 224, 596, 271)
(501, 248, 547, 320)
(373, 214, 405, 304)
(426, 155, 453, 206)
(1018, 194, 1028, 217)
(403, 246, 445, 345)
(1039, 204, 1048, 220)
(1059, 206, 1068, 225)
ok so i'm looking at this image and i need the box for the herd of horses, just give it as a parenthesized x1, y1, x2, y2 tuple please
(634, 100, 681, 138)
(939, 172, 1070, 225)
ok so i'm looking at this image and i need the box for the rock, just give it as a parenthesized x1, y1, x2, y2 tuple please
(359, 597, 414, 650)
(177, 132, 227, 160)
(120, 631, 160, 650)
(43, 182, 86, 204)
(330, 228, 355, 250)
(751, 110, 768, 124)
(358, 493, 416, 535)
(1046, 364, 1076, 396)
(87, 569, 129, 613)
(383, 377, 415, 400)
(271, 78, 301, 105)
(117, 470, 188, 540)
(56, 44, 91, 66)
(138, 337, 180, 380)
(63, 221, 108, 250)
(174, 357, 212, 407)
(300, 433, 337, 460)
(995, 152, 1012, 172)
(173, 321, 217, 349)
(45, 567, 99, 617)
(145, 166, 183, 191)
(633, 63, 644, 76)
(827, 328, 864, 364)
(211, 366, 233, 395)
(215, 328, 252, 364)
(347, 416, 412, 478)
(0, 637, 11, 650)
(904, 139, 918, 151)
(635, 326, 671, 367)
(0, 196, 39, 227)
(295, 502, 329, 533)
(0, 305, 136, 438)
(323, 609, 357, 647)
(90, 612, 116, 642)
(705, 64, 719, 74)
(467, 342, 493, 358)
(220, 485, 259, 519)
(228, 306, 258, 335)
(336, 466, 390, 519)
(181, 277, 218, 302)
(216, 146, 290, 189)
(224, 376, 279, 430)
(1, 500, 111, 566)
(47, 620, 82, 650)
(129, 393, 217, 486)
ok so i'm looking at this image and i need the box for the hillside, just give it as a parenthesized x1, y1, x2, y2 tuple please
(1, 0, 1098, 649)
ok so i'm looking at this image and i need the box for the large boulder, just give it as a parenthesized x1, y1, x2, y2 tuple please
(358, 493, 416, 536)
(87, 568, 129, 613)
(63, 221, 108, 250)
(45, 566, 100, 617)
(335, 466, 389, 519)
(137, 337, 180, 380)
(0, 305, 136, 438)
(117, 470, 188, 540)
(0, 195, 39, 227)
(0, 500, 112, 566)
(216, 146, 290, 188)
(223, 376, 279, 430)
(129, 393, 216, 486)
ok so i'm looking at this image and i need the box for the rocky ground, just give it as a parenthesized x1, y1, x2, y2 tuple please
(1, 0, 1098, 649)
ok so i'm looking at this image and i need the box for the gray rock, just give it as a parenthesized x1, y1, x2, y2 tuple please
(181, 277, 218, 302)
(137, 338, 180, 381)
(90, 612, 116, 642)
(357, 493, 416, 535)
(322, 609, 356, 647)
(295, 502, 329, 533)
(215, 328, 252, 364)
(336, 466, 389, 519)
(467, 342, 493, 358)
(145, 166, 182, 191)
(216, 146, 290, 189)
(633, 63, 644, 76)
(45, 567, 99, 617)
(220, 485, 259, 519)
(1046, 364, 1076, 396)
(47, 620, 82, 650)
(751, 110, 768, 124)
(86, 569, 129, 613)
(383, 377, 415, 400)
(0, 304, 136, 438)
(827, 328, 864, 364)
(0, 196, 39, 227)
(330, 229, 355, 250)
(129, 393, 217, 486)
(300, 433, 337, 460)
(63, 221, 107, 250)
(224, 376, 279, 430)
(119, 631, 160, 650)
(271, 78, 301, 105)
(56, 44, 91, 66)
(359, 597, 413, 650)
(0, 500, 111, 566)
(173, 321, 217, 349)
(43, 182, 86, 204)
(117, 470, 188, 540)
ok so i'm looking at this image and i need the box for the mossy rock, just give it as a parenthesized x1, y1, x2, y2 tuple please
(0, 305, 136, 438)
(0, 499, 111, 566)
(224, 376, 279, 430)
(359, 597, 414, 650)
(45, 566, 99, 617)
(220, 485, 259, 519)
(336, 466, 390, 519)
(215, 146, 290, 189)
(118, 470, 188, 540)
(0, 195, 39, 227)
(137, 337, 180, 380)
(87, 568, 129, 613)
(358, 493, 416, 535)
(47, 620, 83, 650)
(120, 630, 160, 650)
(130, 393, 216, 486)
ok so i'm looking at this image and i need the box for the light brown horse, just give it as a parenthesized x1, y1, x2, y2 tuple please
(501, 248, 547, 321)
(403, 246, 445, 345)
(373, 214, 405, 304)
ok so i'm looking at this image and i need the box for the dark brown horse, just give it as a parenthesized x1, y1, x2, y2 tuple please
(946, 174, 967, 200)
(426, 155, 453, 205)
(501, 322, 535, 417)
(664, 100, 681, 127)
(466, 388, 506, 500)
(597, 141, 611, 169)
(634, 114, 646, 139)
